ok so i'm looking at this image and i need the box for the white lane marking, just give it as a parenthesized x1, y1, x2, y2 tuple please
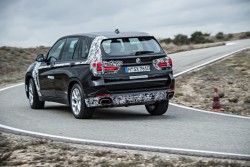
(170, 103, 250, 119)
(0, 124, 249, 159)
(0, 83, 24, 92)
(226, 42, 237, 46)
(173, 47, 250, 77)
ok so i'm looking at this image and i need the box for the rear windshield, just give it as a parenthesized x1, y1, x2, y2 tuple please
(101, 37, 163, 56)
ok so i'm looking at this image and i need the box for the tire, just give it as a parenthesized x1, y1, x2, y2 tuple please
(70, 83, 94, 119)
(145, 100, 169, 115)
(28, 79, 45, 109)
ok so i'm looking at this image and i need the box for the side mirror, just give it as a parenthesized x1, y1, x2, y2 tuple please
(36, 54, 45, 62)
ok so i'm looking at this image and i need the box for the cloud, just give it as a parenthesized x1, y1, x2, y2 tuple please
(0, 0, 249, 47)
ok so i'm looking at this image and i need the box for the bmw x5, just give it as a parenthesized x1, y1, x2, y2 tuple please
(25, 31, 175, 119)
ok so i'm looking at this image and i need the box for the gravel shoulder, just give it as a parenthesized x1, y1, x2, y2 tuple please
(1, 132, 249, 167)
(172, 49, 250, 116)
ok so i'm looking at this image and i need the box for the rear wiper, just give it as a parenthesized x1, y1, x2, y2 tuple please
(135, 51, 154, 55)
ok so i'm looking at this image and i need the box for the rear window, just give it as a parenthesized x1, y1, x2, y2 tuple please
(101, 37, 163, 56)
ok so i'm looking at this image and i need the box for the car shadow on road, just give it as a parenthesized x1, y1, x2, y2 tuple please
(43, 104, 172, 121)
(93, 108, 170, 121)
(45, 105, 69, 110)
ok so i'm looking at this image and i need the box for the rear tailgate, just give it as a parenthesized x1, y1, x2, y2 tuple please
(102, 54, 172, 93)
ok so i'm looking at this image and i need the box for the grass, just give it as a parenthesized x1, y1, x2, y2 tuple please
(172, 49, 250, 116)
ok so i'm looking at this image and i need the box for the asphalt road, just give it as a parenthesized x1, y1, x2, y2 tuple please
(1, 39, 250, 159)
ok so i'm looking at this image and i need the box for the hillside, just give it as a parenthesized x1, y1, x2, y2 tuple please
(0, 46, 49, 87)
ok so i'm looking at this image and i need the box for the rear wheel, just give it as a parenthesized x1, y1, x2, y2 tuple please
(70, 84, 94, 119)
(145, 100, 169, 115)
(28, 79, 45, 109)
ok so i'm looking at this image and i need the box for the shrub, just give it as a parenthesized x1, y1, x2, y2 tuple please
(216, 32, 224, 39)
(203, 33, 211, 37)
(240, 32, 250, 39)
(190, 31, 211, 44)
(228, 33, 233, 39)
(228, 97, 238, 103)
(160, 38, 172, 44)
(173, 34, 189, 45)
(219, 92, 225, 98)
(244, 96, 250, 104)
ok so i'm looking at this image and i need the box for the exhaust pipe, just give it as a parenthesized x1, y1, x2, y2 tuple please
(99, 98, 112, 105)
(168, 93, 174, 99)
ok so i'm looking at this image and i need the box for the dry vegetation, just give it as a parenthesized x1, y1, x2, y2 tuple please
(207, 31, 250, 42)
(0, 46, 49, 87)
(173, 49, 250, 116)
(160, 31, 250, 54)
(1, 132, 249, 167)
(161, 42, 225, 54)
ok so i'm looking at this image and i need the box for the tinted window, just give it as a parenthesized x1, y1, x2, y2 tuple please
(101, 37, 163, 56)
(47, 39, 66, 60)
(61, 38, 79, 60)
(80, 38, 89, 59)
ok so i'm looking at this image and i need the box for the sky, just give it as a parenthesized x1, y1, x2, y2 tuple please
(0, 0, 249, 47)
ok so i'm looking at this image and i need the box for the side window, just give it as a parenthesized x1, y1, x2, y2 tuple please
(61, 38, 79, 61)
(79, 38, 89, 59)
(47, 39, 66, 60)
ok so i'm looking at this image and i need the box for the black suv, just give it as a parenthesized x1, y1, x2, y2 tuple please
(25, 31, 175, 119)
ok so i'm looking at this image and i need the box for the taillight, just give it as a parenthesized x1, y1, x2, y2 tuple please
(168, 57, 173, 67)
(92, 62, 103, 71)
(92, 61, 121, 74)
(153, 57, 173, 70)
(157, 62, 168, 68)
(104, 66, 118, 72)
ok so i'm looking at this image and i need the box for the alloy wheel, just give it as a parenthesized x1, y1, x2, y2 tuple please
(71, 88, 81, 115)
(29, 82, 33, 105)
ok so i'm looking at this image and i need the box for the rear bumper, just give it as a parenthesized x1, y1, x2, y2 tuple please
(85, 89, 174, 107)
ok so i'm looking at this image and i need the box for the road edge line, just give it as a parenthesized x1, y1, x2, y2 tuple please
(1, 124, 249, 160)
(0, 83, 24, 91)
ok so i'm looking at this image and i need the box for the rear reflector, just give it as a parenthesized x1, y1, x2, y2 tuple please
(168, 88, 174, 91)
(96, 94, 111, 97)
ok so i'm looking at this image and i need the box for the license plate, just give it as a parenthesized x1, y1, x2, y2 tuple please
(125, 65, 150, 73)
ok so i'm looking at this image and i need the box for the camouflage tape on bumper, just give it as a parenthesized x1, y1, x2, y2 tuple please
(85, 90, 169, 107)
